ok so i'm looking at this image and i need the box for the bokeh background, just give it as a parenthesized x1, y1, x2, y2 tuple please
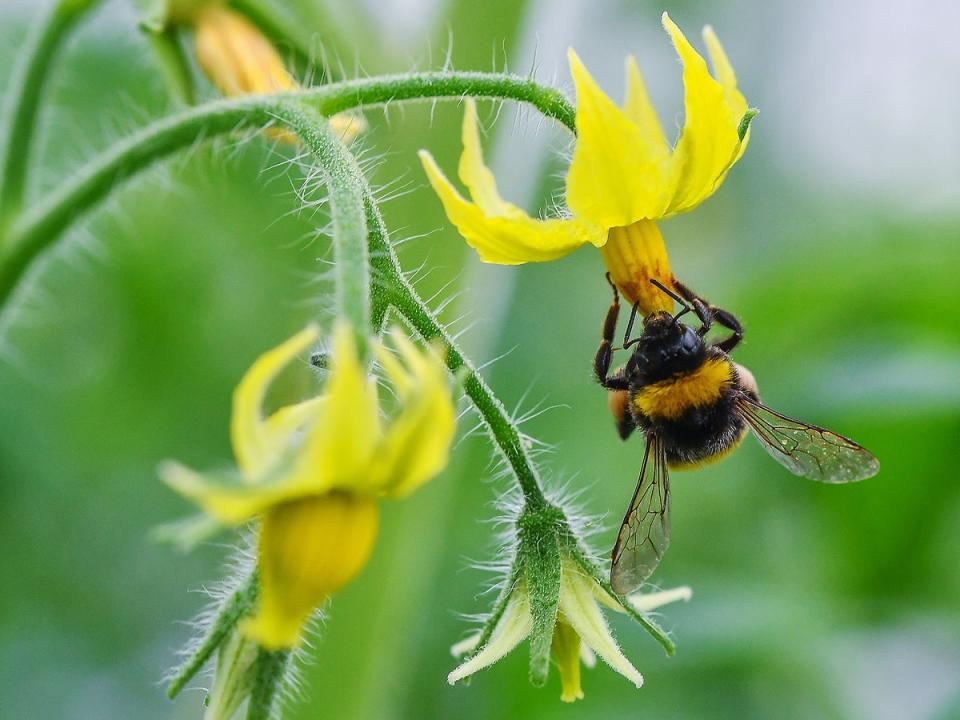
(2, 0, 959, 718)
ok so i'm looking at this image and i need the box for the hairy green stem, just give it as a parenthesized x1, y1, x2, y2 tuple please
(246, 649, 289, 720)
(0, 71, 575, 311)
(0, 0, 101, 235)
(363, 195, 549, 506)
(166, 573, 259, 699)
(274, 101, 370, 346)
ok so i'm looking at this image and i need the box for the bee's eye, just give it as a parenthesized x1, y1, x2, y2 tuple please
(681, 329, 699, 353)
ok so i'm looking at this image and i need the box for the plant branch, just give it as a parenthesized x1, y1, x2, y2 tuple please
(361, 191, 549, 506)
(246, 648, 289, 720)
(273, 101, 370, 346)
(0, 71, 575, 312)
(0, 0, 102, 234)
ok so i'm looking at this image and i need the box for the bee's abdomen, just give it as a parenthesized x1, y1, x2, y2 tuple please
(631, 356, 747, 468)
(656, 396, 747, 468)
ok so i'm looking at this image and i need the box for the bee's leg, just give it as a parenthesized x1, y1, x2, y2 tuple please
(621, 300, 643, 349)
(711, 308, 743, 354)
(672, 278, 743, 353)
(595, 274, 631, 390)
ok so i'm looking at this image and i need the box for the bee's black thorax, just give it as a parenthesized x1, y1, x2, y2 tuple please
(625, 314, 748, 468)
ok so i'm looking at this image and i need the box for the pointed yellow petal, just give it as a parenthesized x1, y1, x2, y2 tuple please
(458, 98, 508, 214)
(230, 325, 320, 479)
(566, 48, 671, 228)
(245, 494, 379, 649)
(624, 55, 669, 163)
(448, 583, 532, 684)
(375, 329, 417, 397)
(662, 13, 746, 214)
(420, 149, 600, 263)
(552, 620, 585, 702)
(160, 461, 300, 524)
(262, 396, 326, 454)
(702, 27, 747, 119)
(558, 559, 643, 689)
(599, 220, 675, 314)
(371, 336, 456, 498)
(298, 322, 379, 491)
(703, 25, 753, 164)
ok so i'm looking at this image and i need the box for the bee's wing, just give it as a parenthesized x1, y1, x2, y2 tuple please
(736, 394, 879, 483)
(610, 435, 670, 595)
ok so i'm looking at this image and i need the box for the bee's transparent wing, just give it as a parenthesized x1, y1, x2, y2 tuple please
(737, 395, 879, 483)
(610, 436, 670, 595)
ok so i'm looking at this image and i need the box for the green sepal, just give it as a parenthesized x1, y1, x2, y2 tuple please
(519, 506, 561, 688)
(566, 544, 676, 657)
(204, 628, 259, 720)
(151, 512, 223, 552)
(167, 572, 259, 699)
(140, 24, 195, 106)
(246, 647, 290, 720)
(132, 0, 172, 32)
(738, 108, 759, 141)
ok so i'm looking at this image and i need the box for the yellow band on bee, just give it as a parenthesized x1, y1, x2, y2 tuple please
(634, 357, 732, 420)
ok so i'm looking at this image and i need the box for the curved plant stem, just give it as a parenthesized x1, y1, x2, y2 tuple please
(0, 71, 575, 311)
(301, 72, 576, 131)
(0, 0, 102, 235)
(274, 101, 370, 345)
(363, 194, 549, 507)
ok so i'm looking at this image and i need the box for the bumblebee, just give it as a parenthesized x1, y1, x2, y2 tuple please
(594, 276, 879, 595)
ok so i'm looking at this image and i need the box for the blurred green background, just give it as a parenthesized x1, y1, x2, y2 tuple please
(2, 1, 959, 718)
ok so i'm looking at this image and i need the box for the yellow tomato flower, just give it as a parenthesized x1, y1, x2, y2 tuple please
(449, 555, 691, 702)
(192, 4, 365, 144)
(419, 13, 754, 314)
(161, 322, 456, 649)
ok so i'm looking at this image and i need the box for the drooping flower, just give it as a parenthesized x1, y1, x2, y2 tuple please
(450, 550, 691, 702)
(161, 322, 456, 649)
(419, 13, 754, 314)
(192, 4, 365, 143)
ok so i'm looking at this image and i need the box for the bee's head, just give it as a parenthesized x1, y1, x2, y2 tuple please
(635, 310, 705, 378)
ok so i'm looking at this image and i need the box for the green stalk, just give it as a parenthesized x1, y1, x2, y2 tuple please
(362, 195, 549, 506)
(0, 71, 575, 311)
(245, 649, 289, 720)
(0, 0, 102, 235)
(273, 101, 370, 346)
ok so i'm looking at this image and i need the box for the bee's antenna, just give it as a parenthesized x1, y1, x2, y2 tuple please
(649, 278, 692, 322)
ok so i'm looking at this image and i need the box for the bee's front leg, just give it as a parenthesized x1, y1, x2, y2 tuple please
(595, 274, 630, 391)
(596, 274, 637, 440)
(672, 278, 744, 354)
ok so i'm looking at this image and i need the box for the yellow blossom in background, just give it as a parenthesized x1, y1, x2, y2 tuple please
(161, 322, 456, 649)
(419, 12, 754, 314)
(192, 4, 366, 143)
(449, 554, 691, 702)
